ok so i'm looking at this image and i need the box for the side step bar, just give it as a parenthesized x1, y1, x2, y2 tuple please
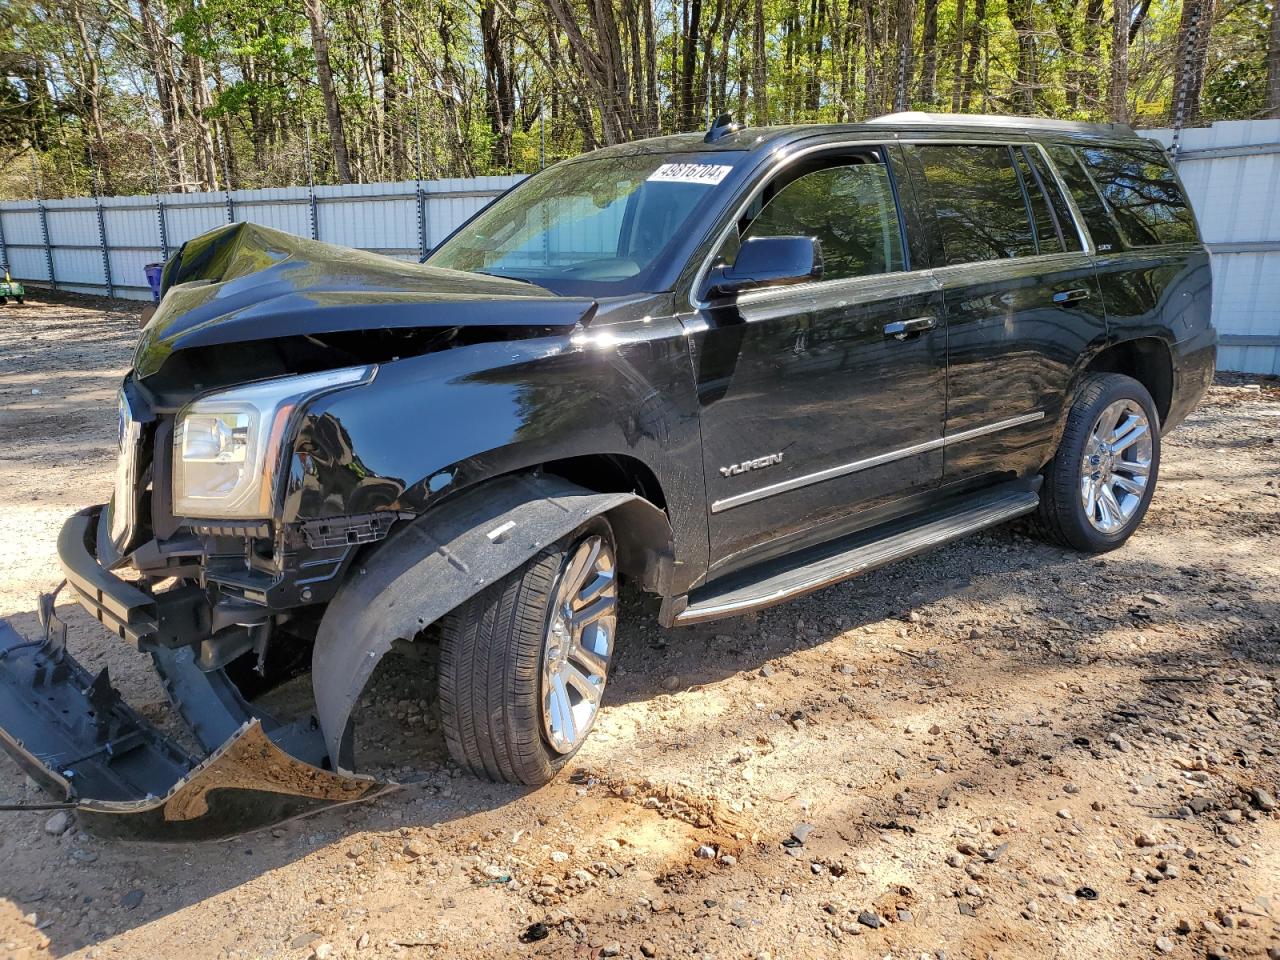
(676, 487, 1040, 625)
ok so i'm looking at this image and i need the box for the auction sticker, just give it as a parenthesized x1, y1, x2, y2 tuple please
(646, 163, 734, 185)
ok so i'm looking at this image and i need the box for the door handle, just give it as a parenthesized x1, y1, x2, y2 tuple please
(883, 316, 936, 340)
(1052, 288, 1091, 305)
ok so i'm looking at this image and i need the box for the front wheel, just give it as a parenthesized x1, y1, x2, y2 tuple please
(1032, 373, 1161, 552)
(438, 521, 618, 784)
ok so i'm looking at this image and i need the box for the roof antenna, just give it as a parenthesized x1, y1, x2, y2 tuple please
(704, 113, 743, 143)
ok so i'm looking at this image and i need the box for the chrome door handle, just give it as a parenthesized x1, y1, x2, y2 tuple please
(1052, 288, 1091, 305)
(884, 316, 937, 340)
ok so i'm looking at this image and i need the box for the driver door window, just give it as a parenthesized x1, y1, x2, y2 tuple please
(719, 157, 907, 282)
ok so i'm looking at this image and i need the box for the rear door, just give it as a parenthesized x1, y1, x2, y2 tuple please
(691, 144, 947, 576)
(903, 141, 1107, 486)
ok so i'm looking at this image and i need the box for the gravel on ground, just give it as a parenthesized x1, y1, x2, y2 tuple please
(0, 291, 1277, 960)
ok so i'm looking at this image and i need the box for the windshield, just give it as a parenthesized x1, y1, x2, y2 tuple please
(425, 152, 742, 296)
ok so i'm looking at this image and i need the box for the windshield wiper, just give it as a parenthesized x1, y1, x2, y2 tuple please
(473, 270, 541, 287)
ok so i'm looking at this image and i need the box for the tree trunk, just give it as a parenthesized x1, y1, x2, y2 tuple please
(919, 0, 938, 106)
(1269, 0, 1280, 118)
(480, 0, 515, 168)
(949, 0, 967, 111)
(643, 0, 659, 131)
(680, 0, 703, 130)
(960, 0, 984, 111)
(380, 0, 405, 178)
(303, 0, 352, 183)
(1006, 0, 1035, 112)
(137, 0, 190, 189)
(1170, 0, 1214, 126)
(893, 0, 914, 111)
(1081, 0, 1103, 111)
(752, 0, 768, 123)
(1108, 0, 1131, 122)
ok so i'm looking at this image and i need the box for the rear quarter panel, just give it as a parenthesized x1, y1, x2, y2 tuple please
(1092, 246, 1215, 429)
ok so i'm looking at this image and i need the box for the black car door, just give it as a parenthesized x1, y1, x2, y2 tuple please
(688, 144, 948, 577)
(902, 141, 1107, 486)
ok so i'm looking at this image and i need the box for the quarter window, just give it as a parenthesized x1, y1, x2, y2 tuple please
(1044, 144, 1124, 252)
(915, 145, 1037, 264)
(1076, 146, 1199, 248)
(724, 156, 907, 282)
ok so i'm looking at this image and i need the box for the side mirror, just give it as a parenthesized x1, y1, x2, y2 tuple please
(705, 236, 823, 299)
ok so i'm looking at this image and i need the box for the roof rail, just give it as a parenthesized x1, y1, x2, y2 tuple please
(705, 113, 744, 143)
(868, 111, 1138, 138)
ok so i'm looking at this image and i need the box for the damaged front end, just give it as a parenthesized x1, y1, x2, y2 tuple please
(0, 222, 612, 840)
(0, 509, 388, 842)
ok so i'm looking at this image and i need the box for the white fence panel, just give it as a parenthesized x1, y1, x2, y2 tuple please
(3, 135, 1278, 374)
(1149, 119, 1280, 375)
(0, 175, 522, 300)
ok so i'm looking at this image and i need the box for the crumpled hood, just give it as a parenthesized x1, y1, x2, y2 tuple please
(134, 222, 597, 379)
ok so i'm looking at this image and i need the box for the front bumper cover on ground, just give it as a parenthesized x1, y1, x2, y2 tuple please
(0, 508, 389, 841)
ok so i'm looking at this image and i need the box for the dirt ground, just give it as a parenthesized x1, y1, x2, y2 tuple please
(0, 291, 1277, 960)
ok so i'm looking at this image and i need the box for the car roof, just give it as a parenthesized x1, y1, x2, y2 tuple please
(578, 112, 1148, 162)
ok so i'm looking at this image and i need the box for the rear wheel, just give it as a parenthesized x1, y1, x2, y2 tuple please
(438, 520, 618, 784)
(1032, 373, 1160, 552)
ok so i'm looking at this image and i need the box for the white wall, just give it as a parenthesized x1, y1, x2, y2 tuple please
(0, 176, 524, 300)
(1147, 119, 1280, 376)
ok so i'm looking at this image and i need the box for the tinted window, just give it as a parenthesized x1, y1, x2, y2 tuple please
(732, 160, 906, 281)
(916, 145, 1036, 264)
(1045, 144, 1124, 252)
(1023, 147, 1084, 252)
(1013, 149, 1064, 254)
(1077, 146, 1199, 247)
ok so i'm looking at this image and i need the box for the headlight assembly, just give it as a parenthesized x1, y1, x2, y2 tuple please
(173, 366, 374, 520)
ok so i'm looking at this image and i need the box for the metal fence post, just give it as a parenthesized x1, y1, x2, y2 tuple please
(222, 158, 235, 224)
(31, 154, 56, 290)
(92, 170, 114, 298)
(155, 194, 169, 261)
(0, 203, 9, 277)
(304, 126, 319, 241)
(414, 112, 428, 259)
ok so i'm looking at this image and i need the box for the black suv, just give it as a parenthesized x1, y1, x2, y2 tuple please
(0, 113, 1215, 839)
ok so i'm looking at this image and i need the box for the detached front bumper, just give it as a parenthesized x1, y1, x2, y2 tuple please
(0, 507, 388, 841)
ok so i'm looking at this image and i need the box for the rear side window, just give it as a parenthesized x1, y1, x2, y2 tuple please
(1044, 144, 1124, 252)
(915, 144, 1037, 264)
(1076, 146, 1199, 247)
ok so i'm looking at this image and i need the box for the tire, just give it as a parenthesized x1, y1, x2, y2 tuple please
(1031, 373, 1161, 552)
(15, 295, 23, 304)
(438, 519, 618, 785)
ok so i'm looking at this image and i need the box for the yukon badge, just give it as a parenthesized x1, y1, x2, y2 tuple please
(720, 452, 784, 478)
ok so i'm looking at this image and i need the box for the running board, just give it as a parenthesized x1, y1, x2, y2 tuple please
(676, 487, 1039, 625)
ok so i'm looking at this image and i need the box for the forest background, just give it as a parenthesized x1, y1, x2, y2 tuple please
(2, 0, 1276, 198)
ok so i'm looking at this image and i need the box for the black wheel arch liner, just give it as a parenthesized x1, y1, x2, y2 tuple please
(311, 472, 672, 772)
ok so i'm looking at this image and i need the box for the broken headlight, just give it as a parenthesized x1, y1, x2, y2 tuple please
(173, 366, 375, 520)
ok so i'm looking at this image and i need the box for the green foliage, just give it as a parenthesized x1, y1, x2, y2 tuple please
(0, 0, 1274, 199)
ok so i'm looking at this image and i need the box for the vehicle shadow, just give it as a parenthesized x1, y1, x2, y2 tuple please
(0, 521, 1274, 956)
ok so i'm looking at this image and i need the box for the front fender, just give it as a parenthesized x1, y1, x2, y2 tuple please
(281, 317, 708, 593)
(311, 473, 665, 772)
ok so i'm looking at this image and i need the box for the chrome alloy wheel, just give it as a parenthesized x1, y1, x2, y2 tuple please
(541, 535, 617, 754)
(1079, 398, 1153, 534)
